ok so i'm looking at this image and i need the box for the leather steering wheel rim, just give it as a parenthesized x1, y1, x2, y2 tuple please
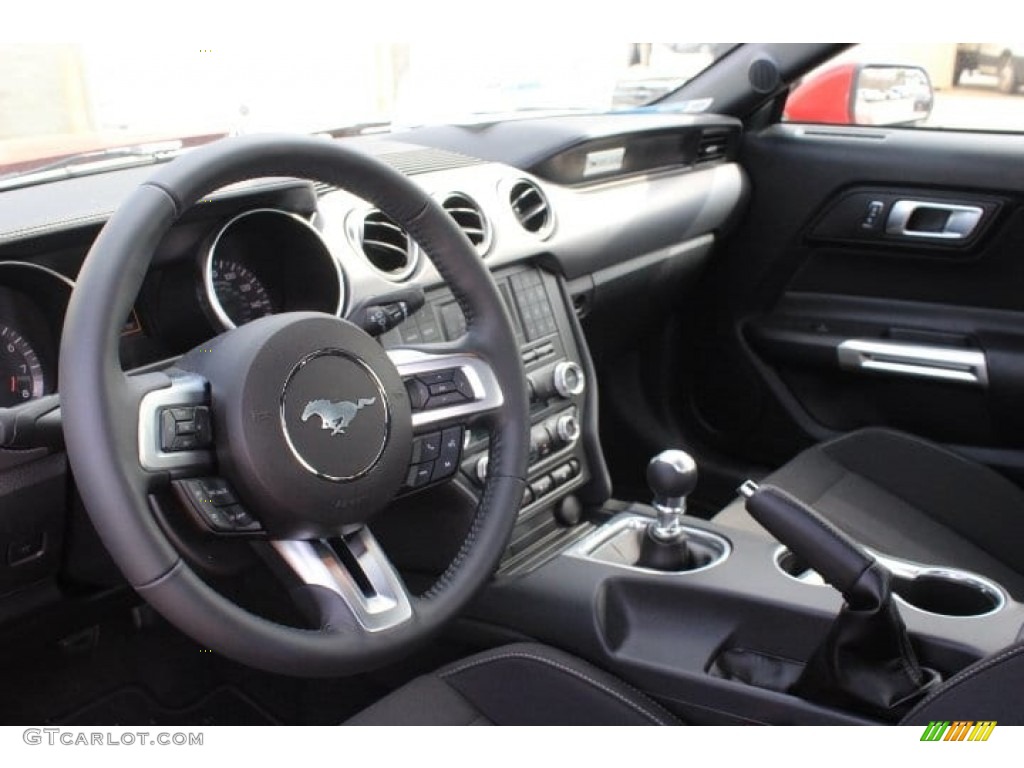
(59, 134, 530, 676)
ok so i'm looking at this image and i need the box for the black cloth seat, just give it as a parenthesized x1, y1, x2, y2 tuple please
(346, 639, 1024, 725)
(345, 642, 678, 726)
(714, 428, 1024, 598)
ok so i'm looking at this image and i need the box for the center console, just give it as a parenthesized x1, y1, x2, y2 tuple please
(380, 264, 605, 574)
(466, 452, 1024, 724)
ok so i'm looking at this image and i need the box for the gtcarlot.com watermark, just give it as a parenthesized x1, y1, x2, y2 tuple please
(23, 728, 203, 747)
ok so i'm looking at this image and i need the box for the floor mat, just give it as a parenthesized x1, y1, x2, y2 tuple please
(59, 685, 278, 726)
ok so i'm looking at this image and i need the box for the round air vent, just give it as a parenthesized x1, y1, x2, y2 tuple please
(509, 179, 553, 238)
(441, 193, 492, 255)
(358, 210, 419, 281)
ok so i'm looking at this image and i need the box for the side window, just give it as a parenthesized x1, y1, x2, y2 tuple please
(783, 44, 1024, 132)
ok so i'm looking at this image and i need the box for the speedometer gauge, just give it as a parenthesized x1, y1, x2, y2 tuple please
(199, 208, 344, 332)
(0, 326, 44, 407)
(211, 257, 274, 327)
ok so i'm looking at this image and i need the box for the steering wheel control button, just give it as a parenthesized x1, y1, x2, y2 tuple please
(431, 427, 463, 481)
(405, 379, 429, 410)
(406, 462, 434, 489)
(281, 351, 390, 482)
(159, 404, 214, 452)
(173, 477, 262, 534)
(404, 368, 476, 411)
(223, 504, 260, 530)
(428, 380, 457, 396)
(418, 370, 455, 386)
(410, 432, 441, 463)
(200, 477, 237, 506)
(192, 406, 212, 443)
(452, 370, 475, 398)
(427, 391, 469, 408)
(403, 426, 464, 490)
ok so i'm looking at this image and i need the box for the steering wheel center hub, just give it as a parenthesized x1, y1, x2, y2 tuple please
(181, 312, 412, 538)
(281, 350, 390, 481)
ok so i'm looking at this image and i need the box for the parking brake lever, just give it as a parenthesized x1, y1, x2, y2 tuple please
(741, 481, 940, 720)
(740, 481, 883, 608)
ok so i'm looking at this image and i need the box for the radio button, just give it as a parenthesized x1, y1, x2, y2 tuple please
(530, 475, 554, 499)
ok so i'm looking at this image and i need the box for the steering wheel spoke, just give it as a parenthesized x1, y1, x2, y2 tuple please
(388, 343, 504, 431)
(136, 372, 215, 476)
(269, 529, 413, 633)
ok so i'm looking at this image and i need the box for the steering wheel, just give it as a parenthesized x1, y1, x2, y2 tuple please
(59, 135, 530, 676)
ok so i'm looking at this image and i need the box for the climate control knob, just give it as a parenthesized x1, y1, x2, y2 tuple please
(555, 413, 581, 445)
(552, 361, 585, 398)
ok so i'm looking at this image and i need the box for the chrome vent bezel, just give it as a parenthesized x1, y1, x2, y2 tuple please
(350, 209, 420, 282)
(508, 179, 554, 239)
(440, 192, 492, 256)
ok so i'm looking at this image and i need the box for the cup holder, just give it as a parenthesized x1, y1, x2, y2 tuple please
(775, 548, 1005, 618)
(892, 573, 1002, 617)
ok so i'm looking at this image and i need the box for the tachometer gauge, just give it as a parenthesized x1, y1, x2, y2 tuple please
(0, 326, 44, 407)
(211, 257, 274, 327)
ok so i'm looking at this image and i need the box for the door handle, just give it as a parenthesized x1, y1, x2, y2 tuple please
(886, 200, 983, 240)
(837, 339, 988, 386)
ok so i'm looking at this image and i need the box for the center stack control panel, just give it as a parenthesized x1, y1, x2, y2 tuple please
(379, 265, 592, 569)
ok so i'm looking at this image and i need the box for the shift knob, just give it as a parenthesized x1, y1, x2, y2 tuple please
(647, 450, 698, 510)
(647, 450, 697, 541)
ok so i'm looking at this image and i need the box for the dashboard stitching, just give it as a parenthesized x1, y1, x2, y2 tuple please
(0, 212, 113, 242)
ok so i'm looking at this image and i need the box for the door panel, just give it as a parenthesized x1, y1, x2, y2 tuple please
(683, 124, 1024, 480)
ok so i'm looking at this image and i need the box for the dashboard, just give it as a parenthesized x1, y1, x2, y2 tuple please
(0, 111, 746, 613)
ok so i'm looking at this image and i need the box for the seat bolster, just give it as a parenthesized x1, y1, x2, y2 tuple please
(345, 643, 678, 726)
(901, 641, 1024, 725)
(345, 674, 492, 726)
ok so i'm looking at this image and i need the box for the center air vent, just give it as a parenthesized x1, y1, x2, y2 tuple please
(441, 193, 492, 255)
(509, 180, 553, 238)
(358, 210, 418, 281)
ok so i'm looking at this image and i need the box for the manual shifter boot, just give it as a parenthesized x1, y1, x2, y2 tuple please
(743, 484, 941, 720)
(638, 526, 692, 571)
(792, 561, 941, 719)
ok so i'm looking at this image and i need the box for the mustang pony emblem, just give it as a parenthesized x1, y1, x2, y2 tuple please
(301, 397, 377, 435)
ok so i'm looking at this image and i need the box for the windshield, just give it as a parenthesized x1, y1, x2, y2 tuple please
(0, 42, 732, 180)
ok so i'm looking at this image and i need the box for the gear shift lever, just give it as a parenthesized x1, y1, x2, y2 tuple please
(638, 450, 698, 571)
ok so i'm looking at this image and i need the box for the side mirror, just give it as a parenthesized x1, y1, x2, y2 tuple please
(786, 63, 934, 127)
